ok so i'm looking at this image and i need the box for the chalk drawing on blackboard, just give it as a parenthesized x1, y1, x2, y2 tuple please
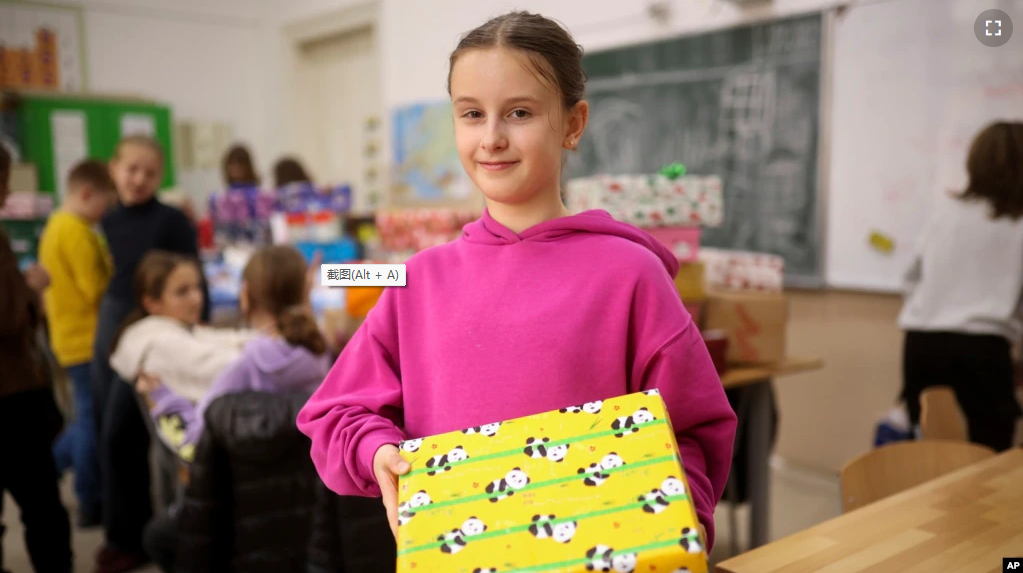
(586, 98, 646, 173)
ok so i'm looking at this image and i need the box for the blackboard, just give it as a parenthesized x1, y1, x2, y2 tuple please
(570, 13, 824, 283)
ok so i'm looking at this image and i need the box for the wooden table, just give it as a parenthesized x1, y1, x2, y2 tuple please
(717, 448, 1023, 573)
(721, 357, 825, 389)
(719, 357, 824, 555)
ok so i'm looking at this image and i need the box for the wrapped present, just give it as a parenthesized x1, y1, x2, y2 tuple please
(676, 261, 706, 302)
(704, 291, 788, 364)
(395, 390, 708, 573)
(698, 248, 784, 292)
(648, 226, 701, 262)
(376, 208, 479, 253)
(0, 191, 52, 219)
(565, 174, 723, 229)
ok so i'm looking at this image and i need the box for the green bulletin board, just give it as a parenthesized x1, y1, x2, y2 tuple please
(16, 93, 175, 198)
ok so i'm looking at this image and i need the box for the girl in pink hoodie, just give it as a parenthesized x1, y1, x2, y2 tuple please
(297, 10, 737, 550)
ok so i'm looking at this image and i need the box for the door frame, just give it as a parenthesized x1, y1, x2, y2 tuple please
(279, 1, 384, 210)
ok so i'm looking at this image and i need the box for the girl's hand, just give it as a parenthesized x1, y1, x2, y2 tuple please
(373, 443, 411, 540)
(136, 372, 163, 394)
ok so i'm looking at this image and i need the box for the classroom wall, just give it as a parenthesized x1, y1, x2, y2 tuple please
(59, 0, 274, 195)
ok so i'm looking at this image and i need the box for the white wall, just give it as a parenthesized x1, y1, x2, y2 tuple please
(57, 0, 275, 199)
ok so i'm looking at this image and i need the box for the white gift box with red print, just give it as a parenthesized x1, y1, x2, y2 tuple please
(699, 248, 784, 292)
(564, 174, 724, 228)
(375, 208, 479, 253)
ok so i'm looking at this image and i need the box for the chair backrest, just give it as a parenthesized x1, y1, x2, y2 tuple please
(919, 386, 967, 441)
(839, 440, 995, 512)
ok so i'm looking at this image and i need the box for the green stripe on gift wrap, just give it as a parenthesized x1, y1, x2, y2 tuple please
(397, 491, 690, 556)
(401, 453, 682, 518)
(403, 418, 669, 478)
(498, 538, 691, 573)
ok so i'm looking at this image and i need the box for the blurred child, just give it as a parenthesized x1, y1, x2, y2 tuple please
(273, 157, 313, 188)
(133, 245, 327, 462)
(39, 159, 117, 528)
(297, 11, 736, 549)
(109, 251, 255, 410)
(223, 144, 260, 188)
(0, 144, 72, 572)
(899, 121, 1023, 452)
(91, 135, 207, 573)
(136, 246, 329, 573)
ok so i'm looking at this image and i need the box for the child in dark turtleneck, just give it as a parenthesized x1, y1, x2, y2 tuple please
(91, 135, 207, 573)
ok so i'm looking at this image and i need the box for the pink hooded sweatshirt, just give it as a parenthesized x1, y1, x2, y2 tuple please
(297, 209, 737, 548)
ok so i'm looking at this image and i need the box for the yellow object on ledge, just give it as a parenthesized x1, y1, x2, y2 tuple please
(396, 390, 708, 573)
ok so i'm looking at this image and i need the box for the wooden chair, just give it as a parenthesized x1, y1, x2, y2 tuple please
(919, 386, 967, 441)
(839, 440, 995, 512)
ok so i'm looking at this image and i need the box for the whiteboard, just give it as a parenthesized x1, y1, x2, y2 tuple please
(826, 0, 1023, 292)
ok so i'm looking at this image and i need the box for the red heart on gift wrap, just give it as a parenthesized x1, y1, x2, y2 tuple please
(473, 482, 479, 489)
(410, 563, 416, 569)
(614, 405, 620, 411)
(665, 443, 672, 449)
(589, 446, 596, 452)
(431, 444, 437, 449)
(613, 522, 620, 529)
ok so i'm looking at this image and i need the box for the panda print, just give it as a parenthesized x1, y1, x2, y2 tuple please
(523, 437, 569, 462)
(473, 569, 498, 573)
(638, 476, 686, 514)
(425, 446, 469, 476)
(584, 545, 637, 572)
(462, 422, 501, 437)
(559, 400, 603, 414)
(643, 389, 660, 397)
(397, 490, 431, 526)
(578, 452, 624, 487)
(611, 407, 656, 438)
(671, 569, 692, 573)
(399, 438, 422, 453)
(485, 467, 530, 502)
(528, 514, 578, 543)
(437, 516, 487, 554)
(577, 462, 608, 487)
(679, 527, 704, 554)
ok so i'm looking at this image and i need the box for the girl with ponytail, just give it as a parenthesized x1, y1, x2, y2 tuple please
(135, 245, 328, 462)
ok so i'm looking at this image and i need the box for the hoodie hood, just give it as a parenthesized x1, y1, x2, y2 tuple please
(242, 336, 330, 391)
(462, 209, 679, 278)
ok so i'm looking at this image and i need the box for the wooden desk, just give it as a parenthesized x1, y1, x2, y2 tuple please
(717, 448, 1023, 573)
(719, 356, 824, 555)
(721, 357, 824, 389)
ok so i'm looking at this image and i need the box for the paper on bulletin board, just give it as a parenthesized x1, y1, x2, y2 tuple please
(50, 110, 88, 199)
(121, 113, 155, 137)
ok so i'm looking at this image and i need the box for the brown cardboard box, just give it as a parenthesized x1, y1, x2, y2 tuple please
(675, 260, 706, 301)
(704, 290, 788, 364)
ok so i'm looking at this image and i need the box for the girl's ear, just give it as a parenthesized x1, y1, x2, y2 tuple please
(141, 294, 162, 316)
(563, 100, 589, 150)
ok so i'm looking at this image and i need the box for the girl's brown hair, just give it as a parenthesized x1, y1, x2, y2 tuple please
(273, 157, 313, 189)
(114, 135, 165, 165)
(243, 246, 325, 355)
(447, 11, 586, 112)
(110, 251, 198, 355)
(223, 144, 260, 187)
(960, 121, 1023, 219)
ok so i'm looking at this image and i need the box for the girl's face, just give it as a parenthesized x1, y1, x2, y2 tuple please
(451, 47, 587, 208)
(110, 144, 163, 206)
(143, 263, 204, 326)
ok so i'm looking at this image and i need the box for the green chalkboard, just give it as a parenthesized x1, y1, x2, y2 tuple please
(570, 13, 823, 282)
(16, 93, 175, 199)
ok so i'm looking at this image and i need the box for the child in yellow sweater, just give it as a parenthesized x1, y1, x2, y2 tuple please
(39, 159, 117, 527)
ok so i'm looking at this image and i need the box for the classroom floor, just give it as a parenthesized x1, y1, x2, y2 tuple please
(1, 458, 842, 571)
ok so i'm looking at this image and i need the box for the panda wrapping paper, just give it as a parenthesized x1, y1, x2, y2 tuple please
(395, 390, 707, 573)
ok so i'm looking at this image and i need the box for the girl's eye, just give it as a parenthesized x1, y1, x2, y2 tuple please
(462, 110, 483, 119)
(510, 109, 531, 119)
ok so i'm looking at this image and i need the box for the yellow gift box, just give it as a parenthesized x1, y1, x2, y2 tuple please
(396, 390, 708, 573)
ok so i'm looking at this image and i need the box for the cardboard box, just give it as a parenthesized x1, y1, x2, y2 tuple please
(704, 291, 788, 364)
(675, 261, 706, 302)
(396, 390, 708, 573)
